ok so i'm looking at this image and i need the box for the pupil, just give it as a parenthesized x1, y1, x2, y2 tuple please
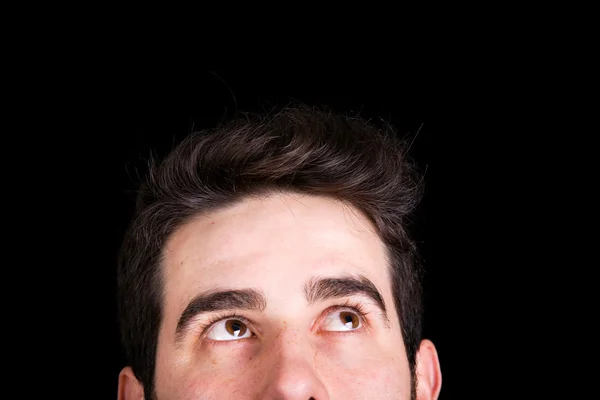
(344, 315, 353, 323)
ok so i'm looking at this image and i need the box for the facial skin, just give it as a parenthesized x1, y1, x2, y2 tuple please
(118, 192, 441, 399)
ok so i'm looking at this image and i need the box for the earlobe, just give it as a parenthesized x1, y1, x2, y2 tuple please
(118, 366, 145, 400)
(415, 339, 442, 400)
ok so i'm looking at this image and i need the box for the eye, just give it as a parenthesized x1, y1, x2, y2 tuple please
(321, 309, 362, 331)
(206, 319, 254, 341)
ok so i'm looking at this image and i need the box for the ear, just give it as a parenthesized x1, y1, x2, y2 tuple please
(118, 366, 145, 400)
(415, 339, 442, 400)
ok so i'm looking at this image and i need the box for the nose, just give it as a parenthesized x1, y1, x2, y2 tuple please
(259, 330, 329, 400)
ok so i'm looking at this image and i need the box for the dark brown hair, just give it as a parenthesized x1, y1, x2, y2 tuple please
(117, 105, 425, 397)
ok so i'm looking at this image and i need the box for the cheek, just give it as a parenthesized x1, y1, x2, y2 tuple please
(314, 335, 411, 390)
(156, 362, 240, 400)
(158, 343, 263, 399)
(332, 350, 406, 378)
(320, 355, 410, 398)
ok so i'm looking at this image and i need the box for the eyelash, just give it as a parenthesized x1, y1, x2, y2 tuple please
(325, 299, 371, 330)
(197, 300, 371, 339)
(198, 312, 254, 338)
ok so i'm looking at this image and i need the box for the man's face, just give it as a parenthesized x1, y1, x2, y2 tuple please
(154, 192, 414, 399)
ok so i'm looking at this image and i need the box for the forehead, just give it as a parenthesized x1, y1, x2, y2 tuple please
(162, 193, 391, 309)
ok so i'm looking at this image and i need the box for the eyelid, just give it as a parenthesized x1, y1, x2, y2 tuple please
(315, 301, 371, 332)
(198, 312, 257, 340)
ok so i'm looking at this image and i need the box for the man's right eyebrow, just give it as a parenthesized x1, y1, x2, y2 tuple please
(175, 288, 267, 345)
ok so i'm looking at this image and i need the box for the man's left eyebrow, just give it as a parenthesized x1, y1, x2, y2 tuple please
(304, 274, 390, 325)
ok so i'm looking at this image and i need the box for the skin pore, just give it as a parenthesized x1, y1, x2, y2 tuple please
(118, 192, 441, 399)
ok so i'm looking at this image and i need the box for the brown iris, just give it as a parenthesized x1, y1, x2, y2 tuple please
(339, 311, 360, 329)
(225, 320, 248, 337)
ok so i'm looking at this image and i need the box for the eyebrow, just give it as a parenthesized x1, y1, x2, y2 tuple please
(304, 274, 387, 317)
(174, 274, 389, 345)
